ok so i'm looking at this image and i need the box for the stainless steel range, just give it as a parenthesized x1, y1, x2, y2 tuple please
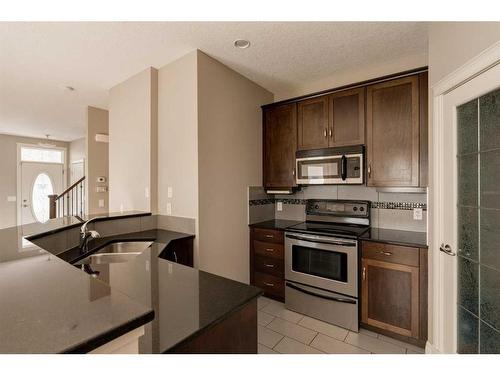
(284, 199, 370, 332)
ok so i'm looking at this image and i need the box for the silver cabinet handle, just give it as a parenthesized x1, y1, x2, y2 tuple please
(265, 234, 274, 238)
(362, 266, 366, 281)
(265, 248, 274, 252)
(264, 263, 275, 268)
(368, 164, 372, 178)
(264, 282, 274, 287)
(379, 251, 392, 256)
(440, 243, 456, 256)
(292, 168, 295, 176)
(329, 128, 332, 138)
(324, 129, 327, 138)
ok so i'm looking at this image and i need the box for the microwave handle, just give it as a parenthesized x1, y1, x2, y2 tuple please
(286, 282, 356, 304)
(341, 155, 347, 181)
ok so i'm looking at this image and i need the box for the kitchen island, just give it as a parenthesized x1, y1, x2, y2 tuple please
(0, 213, 261, 354)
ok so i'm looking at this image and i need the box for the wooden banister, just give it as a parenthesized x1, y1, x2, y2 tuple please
(49, 176, 86, 219)
(55, 176, 85, 201)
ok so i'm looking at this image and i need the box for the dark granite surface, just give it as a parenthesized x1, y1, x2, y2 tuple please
(249, 219, 303, 231)
(361, 227, 428, 248)
(0, 215, 155, 354)
(1, 215, 260, 353)
(60, 230, 261, 353)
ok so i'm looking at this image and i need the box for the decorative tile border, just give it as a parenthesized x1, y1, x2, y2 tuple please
(372, 201, 427, 211)
(249, 199, 427, 211)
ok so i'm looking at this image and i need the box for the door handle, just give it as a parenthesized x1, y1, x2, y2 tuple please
(440, 243, 456, 256)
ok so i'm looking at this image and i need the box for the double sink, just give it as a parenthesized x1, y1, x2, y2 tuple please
(74, 241, 154, 267)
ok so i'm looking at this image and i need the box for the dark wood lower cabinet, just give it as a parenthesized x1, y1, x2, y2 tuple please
(361, 241, 428, 347)
(159, 237, 194, 267)
(250, 227, 285, 302)
(168, 299, 258, 353)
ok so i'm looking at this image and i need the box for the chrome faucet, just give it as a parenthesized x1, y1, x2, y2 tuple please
(79, 217, 103, 252)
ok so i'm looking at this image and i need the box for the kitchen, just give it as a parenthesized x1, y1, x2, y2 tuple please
(1, 13, 500, 374)
(249, 67, 429, 352)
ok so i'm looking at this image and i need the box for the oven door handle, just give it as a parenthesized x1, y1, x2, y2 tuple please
(285, 234, 356, 247)
(286, 282, 356, 304)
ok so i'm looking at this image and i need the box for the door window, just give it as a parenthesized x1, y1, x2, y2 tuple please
(292, 245, 347, 282)
(31, 173, 54, 223)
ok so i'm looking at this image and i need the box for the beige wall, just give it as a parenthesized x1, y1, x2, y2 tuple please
(69, 137, 85, 163)
(427, 21, 500, 348)
(86, 107, 109, 215)
(274, 52, 428, 101)
(428, 22, 500, 86)
(108, 67, 158, 213)
(157, 51, 198, 220)
(197, 51, 273, 283)
(0, 134, 68, 229)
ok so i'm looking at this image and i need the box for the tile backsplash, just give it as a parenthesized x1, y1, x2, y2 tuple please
(248, 185, 427, 233)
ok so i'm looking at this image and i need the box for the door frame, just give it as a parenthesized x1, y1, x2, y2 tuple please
(429, 40, 500, 354)
(16, 143, 67, 225)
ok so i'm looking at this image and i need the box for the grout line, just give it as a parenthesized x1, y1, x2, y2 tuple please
(272, 336, 286, 350)
(307, 332, 319, 346)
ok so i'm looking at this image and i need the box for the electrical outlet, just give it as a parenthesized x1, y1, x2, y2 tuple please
(166, 203, 172, 216)
(98, 199, 105, 208)
(167, 186, 173, 198)
(145, 187, 150, 198)
(120, 204, 124, 213)
(413, 208, 423, 221)
(277, 202, 283, 211)
(7, 196, 16, 202)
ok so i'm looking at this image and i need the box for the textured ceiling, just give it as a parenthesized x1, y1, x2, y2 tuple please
(0, 22, 428, 141)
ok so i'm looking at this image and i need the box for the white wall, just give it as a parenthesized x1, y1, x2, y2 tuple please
(427, 21, 500, 349)
(197, 51, 273, 283)
(108, 67, 158, 213)
(69, 137, 85, 163)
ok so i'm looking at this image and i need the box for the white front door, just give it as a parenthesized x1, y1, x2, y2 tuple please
(20, 162, 64, 224)
(437, 62, 500, 353)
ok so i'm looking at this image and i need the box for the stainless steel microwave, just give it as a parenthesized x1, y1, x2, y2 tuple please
(295, 146, 364, 185)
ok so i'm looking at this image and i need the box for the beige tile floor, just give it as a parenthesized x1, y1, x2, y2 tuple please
(257, 296, 425, 354)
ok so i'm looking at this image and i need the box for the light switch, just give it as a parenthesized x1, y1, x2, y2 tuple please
(167, 186, 173, 198)
(413, 208, 423, 221)
(277, 202, 283, 211)
(166, 203, 172, 216)
(7, 196, 16, 202)
(98, 199, 105, 208)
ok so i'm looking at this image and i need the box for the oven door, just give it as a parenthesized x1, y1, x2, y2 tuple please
(285, 232, 358, 297)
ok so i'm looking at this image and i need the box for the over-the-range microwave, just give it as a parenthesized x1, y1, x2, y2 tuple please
(295, 145, 364, 185)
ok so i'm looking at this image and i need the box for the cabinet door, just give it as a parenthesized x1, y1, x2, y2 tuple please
(361, 258, 419, 338)
(297, 96, 329, 150)
(329, 87, 365, 147)
(366, 75, 420, 186)
(263, 103, 297, 189)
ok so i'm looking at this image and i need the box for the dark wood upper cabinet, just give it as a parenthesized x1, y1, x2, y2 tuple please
(263, 103, 297, 189)
(297, 96, 329, 150)
(329, 87, 365, 147)
(366, 75, 420, 187)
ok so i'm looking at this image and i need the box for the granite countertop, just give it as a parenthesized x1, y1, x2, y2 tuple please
(249, 219, 303, 231)
(0, 214, 260, 354)
(60, 229, 261, 353)
(0, 212, 155, 354)
(361, 227, 428, 248)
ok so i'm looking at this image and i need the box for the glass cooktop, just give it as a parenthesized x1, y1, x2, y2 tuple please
(286, 221, 370, 239)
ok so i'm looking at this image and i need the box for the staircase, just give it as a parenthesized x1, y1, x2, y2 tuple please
(48, 176, 85, 219)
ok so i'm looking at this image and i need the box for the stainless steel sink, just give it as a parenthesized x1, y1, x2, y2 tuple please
(75, 241, 154, 266)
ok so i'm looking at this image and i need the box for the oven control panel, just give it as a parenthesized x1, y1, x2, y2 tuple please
(306, 200, 370, 218)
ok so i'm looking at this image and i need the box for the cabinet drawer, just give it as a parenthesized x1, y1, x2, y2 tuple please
(255, 255, 284, 277)
(253, 228, 283, 244)
(362, 241, 419, 267)
(254, 272, 284, 298)
(254, 240, 284, 259)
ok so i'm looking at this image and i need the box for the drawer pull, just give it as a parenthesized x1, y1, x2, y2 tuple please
(264, 263, 275, 268)
(265, 234, 274, 239)
(379, 251, 393, 256)
(264, 282, 275, 287)
(265, 248, 274, 252)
